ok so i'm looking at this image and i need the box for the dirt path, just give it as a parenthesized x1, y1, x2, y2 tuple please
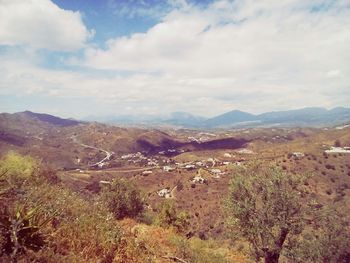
(71, 135, 112, 167)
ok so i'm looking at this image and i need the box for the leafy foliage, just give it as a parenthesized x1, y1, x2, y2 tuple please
(0, 152, 122, 262)
(101, 178, 145, 220)
(0, 152, 251, 262)
(224, 163, 313, 263)
(155, 200, 190, 233)
(0, 151, 38, 183)
(0, 205, 54, 260)
(285, 208, 350, 263)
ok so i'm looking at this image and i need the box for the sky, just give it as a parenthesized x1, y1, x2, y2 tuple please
(0, 0, 349, 118)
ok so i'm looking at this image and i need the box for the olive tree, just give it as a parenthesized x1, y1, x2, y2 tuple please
(224, 163, 313, 263)
(101, 178, 144, 220)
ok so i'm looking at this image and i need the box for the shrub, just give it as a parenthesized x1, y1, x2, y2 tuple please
(0, 205, 54, 260)
(285, 208, 350, 263)
(155, 200, 190, 233)
(101, 178, 145, 220)
(0, 151, 38, 184)
(325, 164, 335, 170)
(16, 179, 122, 262)
(334, 140, 341, 147)
(1, 152, 122, 262)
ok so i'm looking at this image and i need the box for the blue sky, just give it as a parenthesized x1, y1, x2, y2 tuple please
(0, 0, 349, 118)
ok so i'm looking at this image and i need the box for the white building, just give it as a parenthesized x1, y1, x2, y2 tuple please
(142, 170, 153, 176)
(192, 176, 206, 184)
(185, 164, 196, 170)
(210, 168, 222, 174)
(292, 152, 305, 158)
(157, 188, 171, 198)
(325, 147, 350, 154)
(163, 166, 174, 172)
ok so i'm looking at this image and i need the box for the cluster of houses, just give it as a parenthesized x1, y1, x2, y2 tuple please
(325, 146, 350, 154)
(121, 152, 160, 167)
(187, 132, 217, 143)
(161, 157, 232, 172)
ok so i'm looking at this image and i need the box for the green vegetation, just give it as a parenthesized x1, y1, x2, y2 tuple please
(101, 178, 145, 220)
(225, 163, 311, 263)
(286, 208, 350, 263)
(0, 152, 122, 262)
(155, 200, 190, 233)
(0, 152, 244, 262)
(2, 151, 348, 263)
(224, 163, 350, 263)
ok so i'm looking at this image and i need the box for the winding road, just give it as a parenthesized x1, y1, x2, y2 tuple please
(71, 135, 113, 167)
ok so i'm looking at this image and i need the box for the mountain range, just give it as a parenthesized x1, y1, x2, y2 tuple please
(84, 107, 350, 128)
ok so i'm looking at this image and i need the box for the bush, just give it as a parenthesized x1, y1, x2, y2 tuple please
(0, 205, 52, 260)
(0, 152, 122, 262)
(325, 164, 335, 170)
(285, 208, 350, 263)
(101, 178, 145, 220)
(0, 151, 38, 184)
(155, 200, 190, 233)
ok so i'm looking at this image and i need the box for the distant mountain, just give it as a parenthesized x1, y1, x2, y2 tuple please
(163, 112, 206, 127)
(257, 107, 350, 126)
(202, 107, 350, 128)
(84, 112, 206, 127)
(84, 114, 163, 125)
(73, 107, 350, 128)
(204, 110, 257, 127)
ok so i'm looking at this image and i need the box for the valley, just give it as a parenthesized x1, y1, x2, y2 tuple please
(1, 111, 350, 242)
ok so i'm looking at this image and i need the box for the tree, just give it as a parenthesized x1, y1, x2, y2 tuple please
(285, 207, 350, 263)
(155, 200, 190, 233)
(224, 163, 312, 263)
(101, 178, 144, 220)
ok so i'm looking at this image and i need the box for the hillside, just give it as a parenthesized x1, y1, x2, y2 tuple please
(1, 111, 350, 262)
(0, 111, 249, 169)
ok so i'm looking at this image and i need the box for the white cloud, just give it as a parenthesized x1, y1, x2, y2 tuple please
(0, 0, 93, 51)
(1, 0, 350, 117)
(74, 0, 350, 115)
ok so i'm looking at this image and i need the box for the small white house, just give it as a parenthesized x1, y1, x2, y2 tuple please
(163, 166, 174, 172)
(292, 152, 305, 158)
(147, 161, 157, 166)
(142, 170, 153, 176)
(185, 164, 196, 170)
(195, 161, 204, 167)
(325, 147, 350, 154)
(98, 162, 105, 168)
(192, 176, 206, 184)
(157, 188, 171, 198)
(210, 168, 222, 174)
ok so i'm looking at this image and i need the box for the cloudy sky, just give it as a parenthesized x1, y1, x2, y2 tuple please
(0, 0, 349, 118)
